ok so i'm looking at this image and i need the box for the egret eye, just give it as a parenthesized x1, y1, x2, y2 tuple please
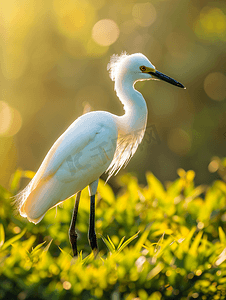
(140, 66, 146, 72)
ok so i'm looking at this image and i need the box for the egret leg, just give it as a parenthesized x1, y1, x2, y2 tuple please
(88, 194, 98, 252)
(69, 191, 81, 257)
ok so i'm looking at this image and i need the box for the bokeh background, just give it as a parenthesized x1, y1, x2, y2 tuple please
(1, 0, 226, 190)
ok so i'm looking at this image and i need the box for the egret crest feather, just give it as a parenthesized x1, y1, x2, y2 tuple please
(107, 52, 128, 82)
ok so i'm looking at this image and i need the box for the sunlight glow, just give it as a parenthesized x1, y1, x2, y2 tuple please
(92, 19, 120, 46)
(0, 101, 22, 137)
(204, 72, 226, 101)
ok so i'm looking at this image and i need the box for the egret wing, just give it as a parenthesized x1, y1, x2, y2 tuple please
(38, 115, 101, 180)
(15, 112, 118, 221)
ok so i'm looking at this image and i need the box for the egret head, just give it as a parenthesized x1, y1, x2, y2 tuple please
(108, 52, 185, 88)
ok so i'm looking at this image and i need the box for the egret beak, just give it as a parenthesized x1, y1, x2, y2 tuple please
(149, 70, 185, 89)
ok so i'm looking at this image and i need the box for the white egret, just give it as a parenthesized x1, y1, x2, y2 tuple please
(16, 53, 185, 256)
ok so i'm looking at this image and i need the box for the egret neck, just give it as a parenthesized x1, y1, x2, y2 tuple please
(114, 74, 148, 137)
(106, 71, 148, 178)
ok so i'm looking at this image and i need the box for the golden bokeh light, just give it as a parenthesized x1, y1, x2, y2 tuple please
(0, 101, 22, 137)
(53, 0, 96, 38)
(132, 3, 157, 27)
(0, 102, 11, 135)
(194, 7, 226, 42)
(200, 7, 226, 35)
(167, 128, 191, 156)
(208, 159, 219, 173)
(92, 19, 120, 46)
(204, 72, 226, 101)
(2, 0, 35, 36)
(63, 281, 72, 290)
(13, 226, 21, 234)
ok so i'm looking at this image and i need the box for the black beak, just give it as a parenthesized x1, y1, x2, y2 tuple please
(149, 70, 185, 89)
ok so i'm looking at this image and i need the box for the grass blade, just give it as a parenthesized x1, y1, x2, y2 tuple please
(117, 236, 125, 250)
(2, 228, 26, 250)
(0, 224, 5, 248)
(117, 231, 139, 253)
(101, 235, 116, 253)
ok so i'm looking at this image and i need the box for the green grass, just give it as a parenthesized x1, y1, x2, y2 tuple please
(0, 165, 226, 299)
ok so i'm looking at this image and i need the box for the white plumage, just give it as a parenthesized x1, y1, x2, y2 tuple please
(16, 52, 184, 228)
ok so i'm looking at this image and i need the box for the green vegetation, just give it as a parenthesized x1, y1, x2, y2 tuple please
(1, 166, 226, 300)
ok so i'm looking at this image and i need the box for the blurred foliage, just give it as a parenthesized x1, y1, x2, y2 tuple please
(1, 165, 226, 299)
(1, 0, 226, 189)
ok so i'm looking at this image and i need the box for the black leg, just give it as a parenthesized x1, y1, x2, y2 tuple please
(88, 194, 98, 252)
(69, 191, 81, 257)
